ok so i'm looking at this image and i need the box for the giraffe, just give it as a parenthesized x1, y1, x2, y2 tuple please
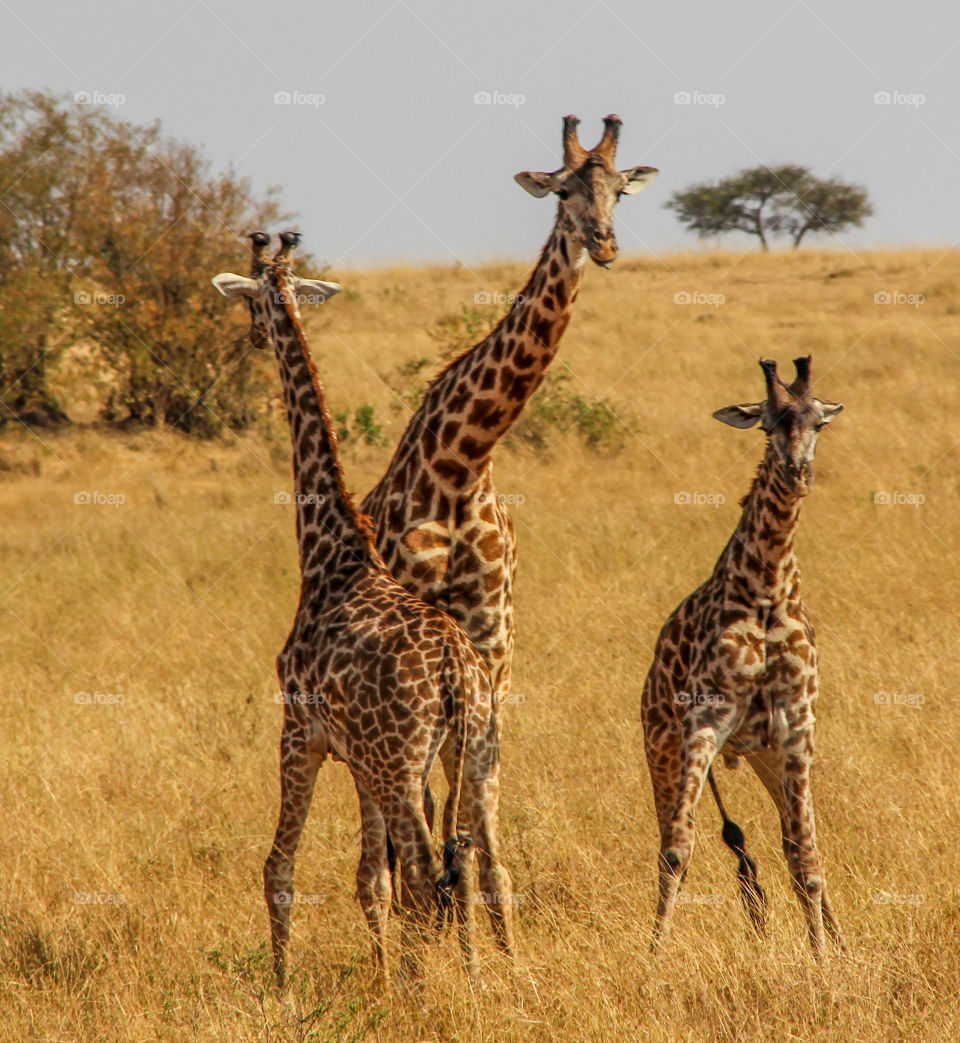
(212, 233, 514, 985)
(359, 113, 658, 905)
(641, 356, 845, 958)
(361, 114, 659, 707)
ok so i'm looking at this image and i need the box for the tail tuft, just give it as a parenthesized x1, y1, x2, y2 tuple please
(386, 836, 401, 916)
(710, 768, 768, 935)
(721, 818, 768, 934)
(436, 837, 461, 926)
(435, 835, 472, 928)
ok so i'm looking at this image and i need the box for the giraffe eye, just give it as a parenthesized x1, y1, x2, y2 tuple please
(557, 188, 570, 200)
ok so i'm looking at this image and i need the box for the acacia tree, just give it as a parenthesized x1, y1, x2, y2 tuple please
(665, 165, 872, 250)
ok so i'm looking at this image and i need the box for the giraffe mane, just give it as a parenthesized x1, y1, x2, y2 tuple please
(277, 285, 381, 564)
(739, 447, 774, 509)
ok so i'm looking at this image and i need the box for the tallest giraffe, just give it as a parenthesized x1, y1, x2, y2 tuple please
(362, 114, 659, 704)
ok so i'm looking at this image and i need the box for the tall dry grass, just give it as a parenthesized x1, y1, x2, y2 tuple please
(0, 247, 958, 1041)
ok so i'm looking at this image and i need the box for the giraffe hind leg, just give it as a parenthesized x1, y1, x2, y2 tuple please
(380, 787, 443, 987)
(387, 781, 435, 915)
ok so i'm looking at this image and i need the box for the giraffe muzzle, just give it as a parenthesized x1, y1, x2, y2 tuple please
(584, 220, 619, 267)
(588, 237, 618, 268)
(785, 461, 815, 494)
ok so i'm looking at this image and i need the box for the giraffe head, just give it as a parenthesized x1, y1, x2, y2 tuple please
(713, 356, 844, 495)
(514, 114, 659, 268)
(211, 231, 342, 343)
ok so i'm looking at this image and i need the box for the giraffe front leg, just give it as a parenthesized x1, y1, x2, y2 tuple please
(354, 779, 391, 983)
(781, 761, 830, 958)
(821, 886, 845, 950)
(459, 713, 515, 968)
(747, 743, 840, 959)
(652, 726, 721, 951)
(263, 714, 326, 989)
(453, 843, 480, 980)
(439, 747, 480, 981)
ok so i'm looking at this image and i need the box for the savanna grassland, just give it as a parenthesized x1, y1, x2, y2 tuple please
(1, 247, 958, 1042)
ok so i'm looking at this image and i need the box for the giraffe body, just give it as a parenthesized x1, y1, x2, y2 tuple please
(213, 234, 514, 985)
(641, 356, 845, 957)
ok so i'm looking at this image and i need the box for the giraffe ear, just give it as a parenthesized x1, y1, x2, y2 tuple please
(713, 403, 764, 429)
(619, 166, 660, 195)
(514, 171, 557, 198)
(293, 278, 342, 303)
(816, 400, 844, 423)
(211, 273, 259, 299)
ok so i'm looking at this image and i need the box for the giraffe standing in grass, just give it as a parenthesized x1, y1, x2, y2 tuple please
(641, 356, 845, 958)
(212, 233, 514, 985)
(362, 114, 658, 707)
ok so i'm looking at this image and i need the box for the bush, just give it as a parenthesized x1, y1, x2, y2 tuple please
(510, 369, 626, 452)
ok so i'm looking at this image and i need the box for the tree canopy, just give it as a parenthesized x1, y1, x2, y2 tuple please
(664, 165, 873, 250)
(0, 89, 295, 433)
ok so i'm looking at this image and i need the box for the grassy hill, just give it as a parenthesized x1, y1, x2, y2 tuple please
(1, 247, 957, 1041)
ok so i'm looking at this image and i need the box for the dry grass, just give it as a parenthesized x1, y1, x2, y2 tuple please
(1, 247, 958, 1042)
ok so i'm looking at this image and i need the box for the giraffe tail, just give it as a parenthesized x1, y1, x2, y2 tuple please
(708, 767, 768, 935)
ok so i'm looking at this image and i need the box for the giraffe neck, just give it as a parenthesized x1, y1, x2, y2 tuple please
(265, 292, 380, 593)
(720, 444, 804, 601)
(416, 208, 586, 488)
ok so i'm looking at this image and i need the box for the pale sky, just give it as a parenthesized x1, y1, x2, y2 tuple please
(3, 0, 958, 264)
